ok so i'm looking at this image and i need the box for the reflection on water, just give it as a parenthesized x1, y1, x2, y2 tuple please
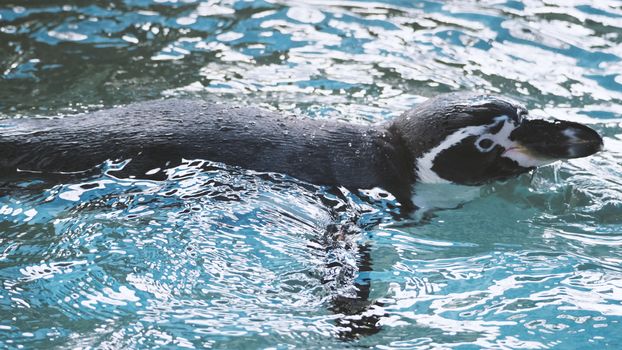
(1, 0, 622, 348)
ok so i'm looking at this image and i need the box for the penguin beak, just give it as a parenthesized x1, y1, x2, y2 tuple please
(508, 119, 603, 163)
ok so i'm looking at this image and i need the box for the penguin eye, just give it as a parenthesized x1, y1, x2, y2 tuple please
(476, 137, 495, 152)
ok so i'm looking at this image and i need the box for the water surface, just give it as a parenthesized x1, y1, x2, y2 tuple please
(1, 0, 622, 348)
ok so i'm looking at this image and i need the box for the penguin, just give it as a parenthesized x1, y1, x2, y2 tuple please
(0, 93, 605, 339)
(0, 93, 603, 210)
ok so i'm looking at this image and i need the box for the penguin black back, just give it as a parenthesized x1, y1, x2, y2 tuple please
(0, 99, 416, 206)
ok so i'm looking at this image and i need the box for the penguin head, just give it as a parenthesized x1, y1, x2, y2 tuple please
(392, 93, 603, 185)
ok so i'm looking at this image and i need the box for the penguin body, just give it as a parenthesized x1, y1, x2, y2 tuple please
(0, 93, 603, 210)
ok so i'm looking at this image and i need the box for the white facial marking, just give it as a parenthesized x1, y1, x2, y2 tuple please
(415, 116, 509, 184)
(502, 149, 555, 167)
(415, 123, 489, 183)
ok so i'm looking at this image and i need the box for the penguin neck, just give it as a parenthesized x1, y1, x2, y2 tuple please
(411, 182, 482, 212)
(369, 123, 417, 209)
(266, 121, 417, 209)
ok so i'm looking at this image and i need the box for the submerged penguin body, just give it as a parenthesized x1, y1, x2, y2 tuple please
(0, 94, 603, 210)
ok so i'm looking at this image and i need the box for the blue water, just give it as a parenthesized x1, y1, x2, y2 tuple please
(1, 0, 622, 348)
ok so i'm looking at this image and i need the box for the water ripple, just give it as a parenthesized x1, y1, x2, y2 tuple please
(1, 0, 622, 348)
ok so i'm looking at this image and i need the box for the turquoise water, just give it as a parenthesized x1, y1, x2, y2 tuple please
(1, 0, 622, 348)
